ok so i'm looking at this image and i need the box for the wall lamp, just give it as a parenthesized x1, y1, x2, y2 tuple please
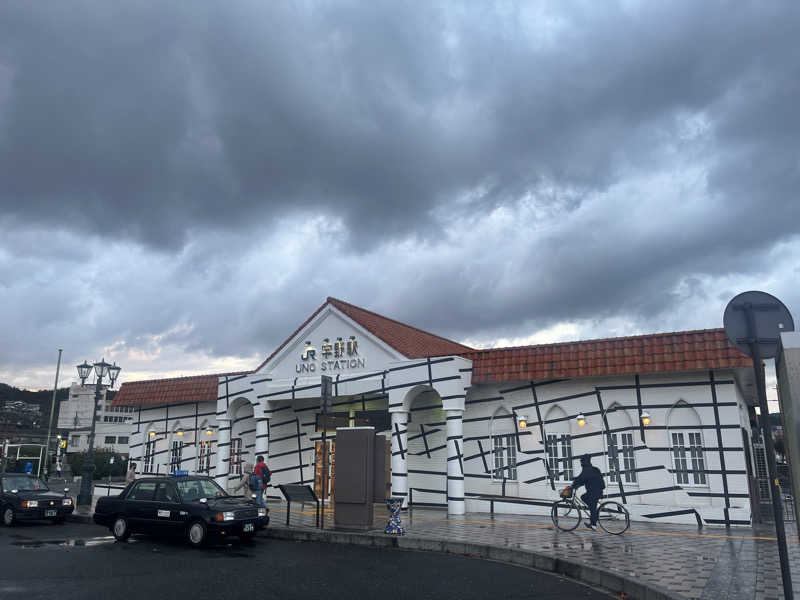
(576, 414, 586, 427)
(517, 415, 528, 429)
(640, 411, 651, 426)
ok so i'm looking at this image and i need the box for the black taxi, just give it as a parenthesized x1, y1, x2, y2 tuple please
(93, 475, 268, 546)
(1, 473, 75, 525)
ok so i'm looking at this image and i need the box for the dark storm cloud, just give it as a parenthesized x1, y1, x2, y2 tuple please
(1, 1, 796, 251)
(2, 1, 800, 387)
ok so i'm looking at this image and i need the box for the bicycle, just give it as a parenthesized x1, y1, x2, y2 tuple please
(551, 488, 630, 535)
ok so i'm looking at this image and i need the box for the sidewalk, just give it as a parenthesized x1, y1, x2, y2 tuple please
(67, 494, 796, 600)
(266, 506, 798, 600)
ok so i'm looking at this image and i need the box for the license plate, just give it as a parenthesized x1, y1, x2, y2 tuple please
(45, 510, 57, 517)
(243, 523, 254, 533)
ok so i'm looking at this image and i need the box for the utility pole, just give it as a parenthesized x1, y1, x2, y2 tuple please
(44, 349, 63, 477)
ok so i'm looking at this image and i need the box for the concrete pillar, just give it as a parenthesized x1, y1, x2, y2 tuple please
(446, 409, 465, 515)
(215, 417, 231, 488)
(255, 418, 270, 456)
(390, 411, 409, 507)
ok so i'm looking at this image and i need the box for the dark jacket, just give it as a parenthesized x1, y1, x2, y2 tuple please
(572, 464, 605, 497)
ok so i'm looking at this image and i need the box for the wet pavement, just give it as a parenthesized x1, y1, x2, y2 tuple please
(275, 505, 798, 600)
(0, 520, 607, 600)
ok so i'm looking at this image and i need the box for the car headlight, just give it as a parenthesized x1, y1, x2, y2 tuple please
(257, 508, 266, 517)
(215, 511, 236, 522)
(62, 498, 73, 506)
(22, 500, 38, 508)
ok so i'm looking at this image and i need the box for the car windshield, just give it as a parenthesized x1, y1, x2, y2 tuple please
(2, 475, 49, 492)
(175, 478, 227, 502)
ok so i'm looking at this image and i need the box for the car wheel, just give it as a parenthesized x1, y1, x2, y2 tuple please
(187, 520, 207, 547)
(2, 506, 14, 526)
(112, 516, 131, 541)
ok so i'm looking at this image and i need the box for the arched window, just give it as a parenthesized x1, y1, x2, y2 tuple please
(169, 421, 184, 472)
(197, 420, 215, 474)
(544, 406, 573, 482)
(143, 427, 157, 474)
(605, 404, 637, 484)
(668, 400, 707, 486)
(491, 408, 517, 481)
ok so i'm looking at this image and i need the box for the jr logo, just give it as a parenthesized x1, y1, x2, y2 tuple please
(301, 341, 316, 361)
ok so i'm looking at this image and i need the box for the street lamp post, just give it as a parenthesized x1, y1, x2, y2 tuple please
(76, 359, 121, 507)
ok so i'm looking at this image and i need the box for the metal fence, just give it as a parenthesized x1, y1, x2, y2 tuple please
(753, 440, 796, 522)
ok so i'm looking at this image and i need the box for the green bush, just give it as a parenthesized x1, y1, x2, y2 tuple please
(67, 450, 128, 480)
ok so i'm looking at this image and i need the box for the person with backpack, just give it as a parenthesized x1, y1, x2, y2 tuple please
(570, 454, 605, 531)
(252, 455, 271, 507)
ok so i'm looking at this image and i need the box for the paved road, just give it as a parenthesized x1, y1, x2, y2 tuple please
(0, 521, 609, 599)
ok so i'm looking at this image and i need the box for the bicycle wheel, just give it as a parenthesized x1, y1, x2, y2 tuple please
(551, 499, 582, 531)
(597, 501, 630, 535)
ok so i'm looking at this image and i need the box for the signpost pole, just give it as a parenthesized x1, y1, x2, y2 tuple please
(44, 349, 63, 478)
(320, 375, 332, 531)
(743, 303, 793, 600)
(321, 404, 327, 530)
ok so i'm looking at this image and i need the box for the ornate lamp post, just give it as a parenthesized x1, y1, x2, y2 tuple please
(76, 358, 121, 507)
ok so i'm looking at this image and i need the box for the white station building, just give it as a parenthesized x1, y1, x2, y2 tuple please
(113, 297, 761, 526)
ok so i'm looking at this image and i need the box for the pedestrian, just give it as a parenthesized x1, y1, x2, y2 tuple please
(569, 454, 605, 531)
(125, 461, 137, 484)
(55, 459, 63, 480)
(232, 462, 253, 496)
(253, 455, 271, 507)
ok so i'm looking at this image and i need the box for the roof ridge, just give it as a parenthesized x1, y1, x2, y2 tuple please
(327, 296, 473, 351)
(463, 327, 728, 354)
(252, 298, 331, 372)
(119, 371, 250, 386)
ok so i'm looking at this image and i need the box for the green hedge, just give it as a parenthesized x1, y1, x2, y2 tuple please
(67, 451, 128, 480)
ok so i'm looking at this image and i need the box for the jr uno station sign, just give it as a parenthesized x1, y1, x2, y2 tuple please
(296, 336, 366, 374)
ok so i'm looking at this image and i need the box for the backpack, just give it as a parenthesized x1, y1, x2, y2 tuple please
(596, 466, 606, 489)
(260, 465, 271, 485)
(248, 472, 261, 491)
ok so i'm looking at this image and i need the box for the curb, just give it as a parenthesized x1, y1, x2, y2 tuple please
(264, 526, 684, 600)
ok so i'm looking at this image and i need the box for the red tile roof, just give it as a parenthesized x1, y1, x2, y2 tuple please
(255, 296, 473, 371)
(111, 373, 247, 407)
(328, 297, 473, 358)
(113, 301, 752, 407)
(462, 328, 751, 384)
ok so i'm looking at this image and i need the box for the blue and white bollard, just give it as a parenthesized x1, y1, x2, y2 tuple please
(384, 497, 406, 535)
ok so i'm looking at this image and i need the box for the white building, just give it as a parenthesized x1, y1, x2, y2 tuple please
(58, 382, 135, 454)
(114, 297, 759, 526)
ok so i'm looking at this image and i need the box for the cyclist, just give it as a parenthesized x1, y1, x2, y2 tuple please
(569, 454, 605, 531)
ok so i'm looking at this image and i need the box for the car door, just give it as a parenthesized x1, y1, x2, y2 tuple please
(153, 481, 184, 535)
(125, 481, 157, 531)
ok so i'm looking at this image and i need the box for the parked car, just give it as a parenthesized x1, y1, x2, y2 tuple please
(93, 475, 268, 547)
(0, 473, 74, 526)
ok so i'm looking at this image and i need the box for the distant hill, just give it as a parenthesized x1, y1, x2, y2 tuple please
(0, 383, 70, 429)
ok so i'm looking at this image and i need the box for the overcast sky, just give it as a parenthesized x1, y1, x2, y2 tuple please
(1, 1, 798, 409)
